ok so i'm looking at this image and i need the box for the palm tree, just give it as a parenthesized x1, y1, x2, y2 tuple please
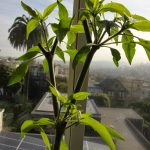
(8, 15, 47, 100)
(8, 15, 46, 50)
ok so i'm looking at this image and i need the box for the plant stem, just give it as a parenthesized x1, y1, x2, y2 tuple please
(63, 19, 97, 119)
(74, 46, 97, 94)
(73, 19, 97, 94)
(38, 43, 59, 117)
(53, 13, 124, 150)
(40, 22, 59, 117)
(41, 21, 49, 51)
(98, 30, 107, 43)
(56, 20, 97, 150)
(53, 128, 63, 150)
(51, 38, 58, 55)
(56, 104, 62, 122)
(101, 45, 115, 49)
(120, 33, 140, 39)
(82, 20, 92, 43)
(99, 22, 127, 47)
(73, 22, 126, 94)
(53, 122, 66, 150)
(102, 41, 138, 45)
(93, 16, 98, 43)
(48, 57, 59, 117)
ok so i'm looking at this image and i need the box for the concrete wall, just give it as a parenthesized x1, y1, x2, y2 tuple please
(0, 109, 4, 132)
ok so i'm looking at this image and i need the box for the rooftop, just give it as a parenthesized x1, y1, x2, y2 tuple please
(31, 92, 100, 117)
(99, 107, 150, 150)
(0, 132, 109, 150)
(31, 93, 150, 150)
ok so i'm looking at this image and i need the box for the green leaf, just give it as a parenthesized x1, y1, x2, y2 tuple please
(131, 20, 150, 32)
(79, 9, 90, 20)
(138, 38, 150, 60)
(110, 27, 119, 45)
(26, 19, 39, 39)
(65, 48, 78, 61)
(16, 51, 39, 61)
(21, 120, 34, 138)
(72, 46, 91, 69)
(43, 58, 49, 73)
(85, 0, 94, 10)
(98, 20, 118, 36)
(37, 118, 54, 126)
(16, 46, 41, 61)
(85, 0, 99, 11)
(40, 128, 51, 150)
(27, 46, 41, 52)
(70, 25, 84, 33)
(43, 2, 57, 19)
(81, 112, 93, 118)
(8, 61, 29, 86)
(101, 2, 131, 17)
(49, 84, 67, 103)
(21, 1, 37, 18)
(73, 92, 90, 100)
(51, 23, 59, 35)
(49, 85, 60, 98)
(122, 30, 136, 64)
(93, 0, 99, 10)
(51, 17, 72, 42)
(55, 46, 65, 63)
(105, 125, 124, 141)
(48, 37, 55, 48)
(60, 136, 68, 150)
(59, 94, 68, 103)
(69, 104, 77, 115)
(99, 20, 118, 29)
(58, 2, 68, 19)
(79, 117, 116, 150)
(59, 17, 72, 37)
(110, 48, 121, 67)
(35, 9, 43, 20)
(131, 14, 148, 21)
(67, 31, 76, 45)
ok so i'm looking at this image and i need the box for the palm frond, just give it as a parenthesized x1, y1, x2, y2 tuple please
(8, 14, 47, 51)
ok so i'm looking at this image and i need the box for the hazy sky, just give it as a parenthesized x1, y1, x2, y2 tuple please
(0, 0, 150, 64)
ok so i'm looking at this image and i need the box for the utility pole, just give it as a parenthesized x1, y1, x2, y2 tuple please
(65, 0, 88, 150)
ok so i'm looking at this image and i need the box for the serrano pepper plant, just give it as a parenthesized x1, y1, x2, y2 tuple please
(8, 0, 150, 150)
